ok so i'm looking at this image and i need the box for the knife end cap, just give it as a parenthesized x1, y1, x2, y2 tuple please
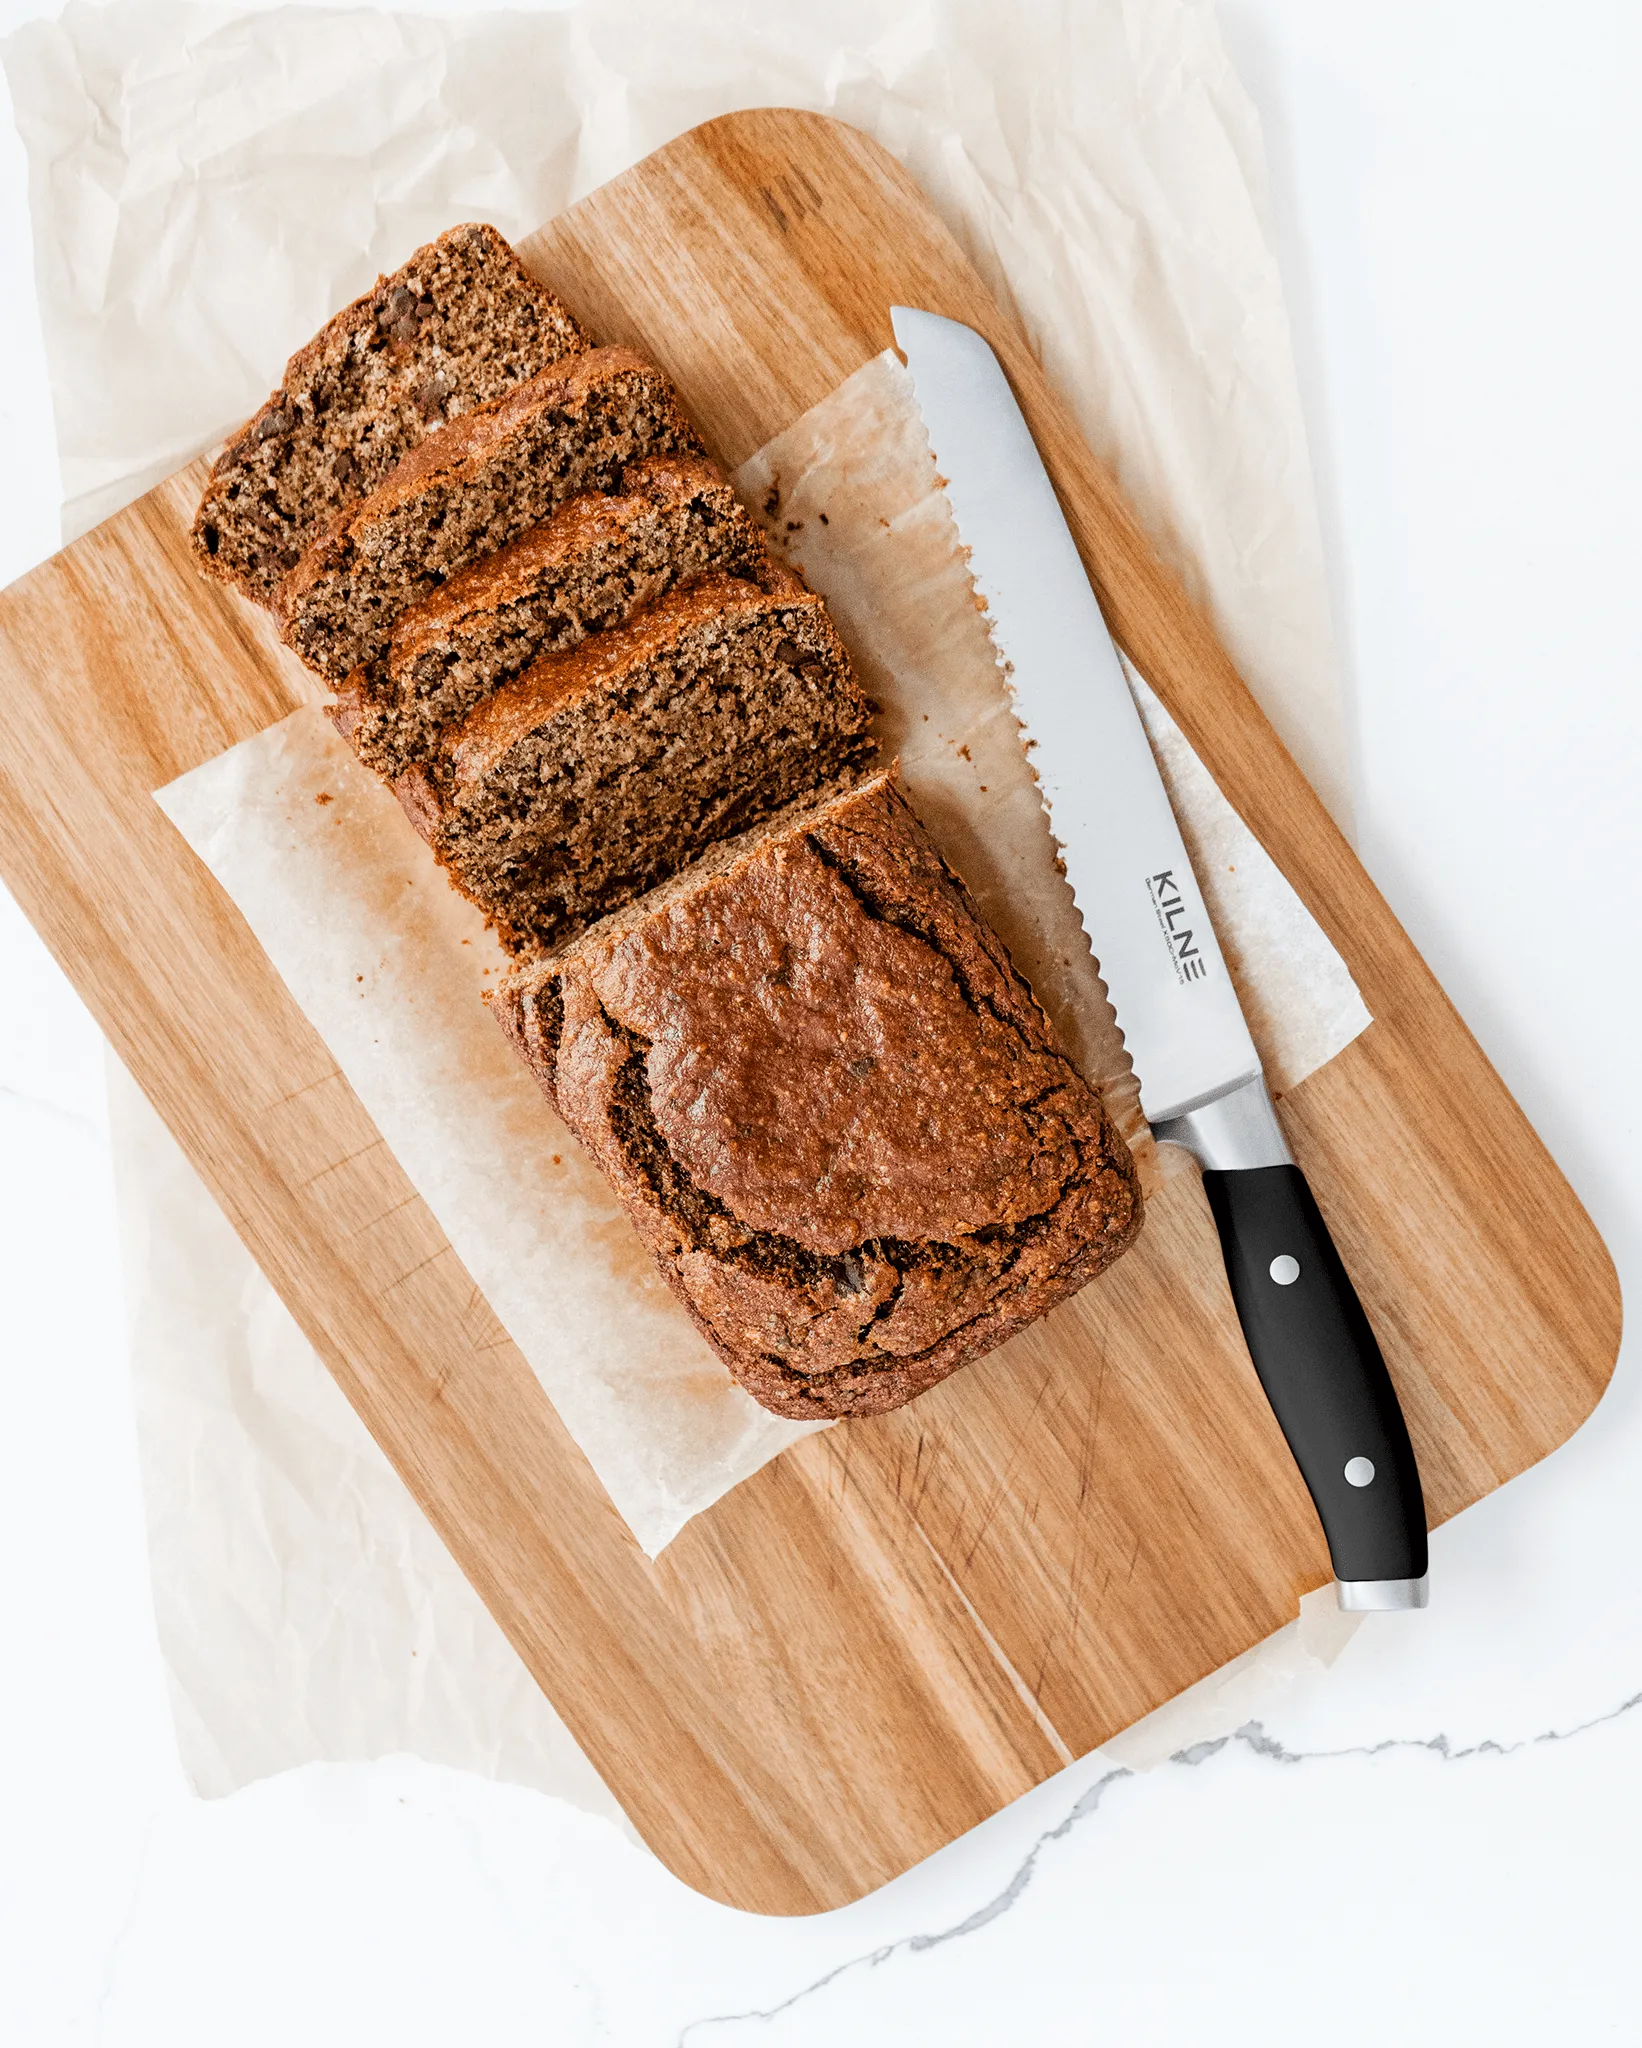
(1336, 1574, 1430, 1612)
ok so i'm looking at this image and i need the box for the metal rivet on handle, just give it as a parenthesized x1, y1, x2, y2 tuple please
(1344, 1457, 1376, 1488)
(1269, 1254, 1300, 1286)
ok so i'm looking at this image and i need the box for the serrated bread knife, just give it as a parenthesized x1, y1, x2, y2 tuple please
(893, 307, 1428, 1611)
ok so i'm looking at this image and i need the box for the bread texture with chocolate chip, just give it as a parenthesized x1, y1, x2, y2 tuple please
(277, 347, 703, 683)
(486, 773, 1143, 1420)
(334, 453, 776, 779)
(389, 566, 876, 956)
(190, 224, 586, 606)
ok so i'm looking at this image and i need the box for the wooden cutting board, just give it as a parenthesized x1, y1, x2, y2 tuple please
(0, 110, 1619, 1913)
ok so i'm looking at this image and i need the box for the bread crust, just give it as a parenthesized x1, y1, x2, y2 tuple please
(277, 348, 703, 681)
(389, 454, 753, 654)
(331, 455, 780, 778)
(444, 565, 811, 788)
(392, 569, 875, 956)
(191, 223, 586, 605)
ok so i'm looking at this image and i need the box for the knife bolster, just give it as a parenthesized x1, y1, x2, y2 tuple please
(1152, 1073, 1293, 1172)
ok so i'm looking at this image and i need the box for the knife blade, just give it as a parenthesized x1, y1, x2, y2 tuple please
(893, 306, 1429, 1611)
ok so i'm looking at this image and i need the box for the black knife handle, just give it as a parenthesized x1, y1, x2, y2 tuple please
(1202, 1164, 1428, 1590)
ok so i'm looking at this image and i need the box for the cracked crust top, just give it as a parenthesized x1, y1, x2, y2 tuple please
(487, 773, 1143, 1420)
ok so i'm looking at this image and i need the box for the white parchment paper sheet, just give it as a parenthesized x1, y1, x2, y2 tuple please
(4, 0, 1366, 1807)
(156, 710, 826, 1563)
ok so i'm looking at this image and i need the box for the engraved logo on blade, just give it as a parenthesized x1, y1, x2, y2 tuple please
(1147, 870, 1209, 984)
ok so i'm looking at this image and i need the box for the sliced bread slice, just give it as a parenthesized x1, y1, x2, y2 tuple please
(334, 453, 774, 778)
(394, 567, 877, 955)
(277, 347, 703, 683)
(485, 772, 1144, 1420)
(191, 223, 586, 606)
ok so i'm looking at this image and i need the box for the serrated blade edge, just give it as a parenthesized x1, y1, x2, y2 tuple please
(891, 306, 1260, 1124)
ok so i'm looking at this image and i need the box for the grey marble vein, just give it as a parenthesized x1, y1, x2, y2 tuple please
(675, 1769, 1133, 2046)
(0, 1078, 108, 1145)
(676, 1684, 1642, 2042)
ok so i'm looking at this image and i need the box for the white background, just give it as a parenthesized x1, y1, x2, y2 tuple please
(3, 2, 1640, 2041)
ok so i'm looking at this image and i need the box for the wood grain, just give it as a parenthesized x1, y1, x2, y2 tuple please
(0, 110, 1618, 1912)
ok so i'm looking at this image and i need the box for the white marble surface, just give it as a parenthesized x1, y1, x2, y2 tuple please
(3, 2, 1641, 2041)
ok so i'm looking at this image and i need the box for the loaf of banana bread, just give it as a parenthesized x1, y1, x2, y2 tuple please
(487, 773, 1143, 1419)
(190, 224, 586, 606)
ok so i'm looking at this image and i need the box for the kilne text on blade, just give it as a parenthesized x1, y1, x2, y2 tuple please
(1146, 869, 1208, 984)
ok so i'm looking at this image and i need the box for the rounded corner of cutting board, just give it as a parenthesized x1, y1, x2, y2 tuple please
(688, 102, 895, 161)
(637, 1832, 867, 1919)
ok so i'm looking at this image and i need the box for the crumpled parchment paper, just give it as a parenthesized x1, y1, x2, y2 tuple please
(4, 0, 1367, 1809)
(3, 0, 1350, 827)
